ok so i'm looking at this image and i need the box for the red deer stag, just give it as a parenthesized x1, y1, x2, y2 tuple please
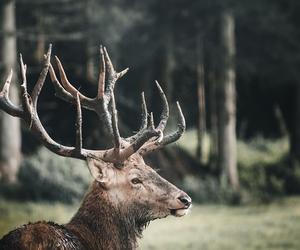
(0, 45, 191, 250)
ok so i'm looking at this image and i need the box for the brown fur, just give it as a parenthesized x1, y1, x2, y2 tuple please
(0, 154, 190, 250)
(0, 182, 136, 250)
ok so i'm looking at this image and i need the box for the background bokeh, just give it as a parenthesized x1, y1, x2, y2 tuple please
(1, 0, 300, 249)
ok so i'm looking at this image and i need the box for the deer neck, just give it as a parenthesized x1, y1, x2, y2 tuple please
(65, 181, 142, 250)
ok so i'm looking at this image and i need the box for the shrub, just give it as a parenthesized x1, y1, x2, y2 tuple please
(180, 135, 295, 203)
(182, 175, 241, 204)
(0, 148, 91, 203)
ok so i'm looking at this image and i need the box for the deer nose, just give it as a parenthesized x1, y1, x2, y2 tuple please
(178, 194, 192, 208)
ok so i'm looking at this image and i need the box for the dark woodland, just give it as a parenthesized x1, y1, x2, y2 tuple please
(1, 0, 300, 249)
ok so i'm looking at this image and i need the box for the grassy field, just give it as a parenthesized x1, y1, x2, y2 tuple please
(1, 197, 300, 250)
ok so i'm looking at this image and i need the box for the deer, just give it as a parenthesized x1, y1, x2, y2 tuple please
(0, 45, 192, 250)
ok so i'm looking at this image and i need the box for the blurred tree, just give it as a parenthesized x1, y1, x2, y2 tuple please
(0, 0, 21, 183)
(217, 10, 239, 191)
(5, 0, 300, 190)
(281, 0, 300, 164)
(195, 31, 207, 163)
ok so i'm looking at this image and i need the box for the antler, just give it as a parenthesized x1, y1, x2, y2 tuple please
(0, 44, 185, 166)
(138, 100, 186, 155)
(0, 45, 86, 159)
(130, 81, 186, 155)
(49, 45, 164, 164)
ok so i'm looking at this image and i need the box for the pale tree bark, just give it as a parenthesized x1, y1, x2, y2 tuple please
(195, 32, 207, 163)
(85, 0, 96, 82)
(159, 29, 176, 129)
(217, 11, 239, 191)
(0, 0, 21, 183)
(86, 40, 96, 82)
(161, 30, 175, 101)
(291, 85, 300, 162)
(34, 16, 46, 62)
(208, 71, 218, 169)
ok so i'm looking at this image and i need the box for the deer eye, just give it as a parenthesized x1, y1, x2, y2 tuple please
(131, 178, 142, 185)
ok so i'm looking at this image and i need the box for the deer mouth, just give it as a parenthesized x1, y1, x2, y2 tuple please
(170, 206, 191, 217)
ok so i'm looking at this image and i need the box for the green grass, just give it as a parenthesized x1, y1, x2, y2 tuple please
(179, 129, 289, 167)
(0, 200, 76, 237)
(1, 197, 300, 250)
(141, 197, 300, 250)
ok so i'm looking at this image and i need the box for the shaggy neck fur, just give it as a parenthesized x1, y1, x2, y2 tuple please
(65, 182, 150, 250)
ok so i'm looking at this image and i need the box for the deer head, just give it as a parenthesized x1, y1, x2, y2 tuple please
(0, 45, 191, 229)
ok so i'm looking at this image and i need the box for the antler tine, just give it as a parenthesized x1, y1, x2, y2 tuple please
(31, 45, 52, 109)
(110, 94, 121, 153)
(155, 81, 169, 131)
(101, 87, 163, 162)
(49, 57, 95, 110)
(140, 92, 148, 130)
(115, 110, 163, 162)
(139, 101, 186, 155)
(19, 54, 27, 87)
(125, 82, 171, 155)
(117, 68, 129, 79)
(49, 63, 75, 104)
(125, 91, 149, 144)
(75, 92, 83, 153)
(97, 45, 106, 99)
(54, 56, 90, 100)
(19, 54, 34, 123)
(103, 46, 129, 98)
(103, 46, 116, 98)
(160, 101, 186, 145)
(103, 46, 115, 74)
(119, 83, 170, 158)
(0, 69, 23, 117)
(149, 112, 155, 129)
(2, 69, 13, 94)
(118, 127, 162, 162)
(130, 82, 168, 142)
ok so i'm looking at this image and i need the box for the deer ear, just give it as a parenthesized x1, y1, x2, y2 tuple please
(86, 157, 112, 185)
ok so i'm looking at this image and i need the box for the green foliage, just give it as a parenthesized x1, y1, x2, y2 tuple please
(237, 136, 300, 201)
(237, 136, 289, 169)
(179, 130, 300, 202)
(238, 137, 289, 201)
(1, 131, 298, 204)
(0, 199, 76, 238)
(182, 175, 240, 204)
(284, 160, 300, 194)
(0, 148, 91, 203)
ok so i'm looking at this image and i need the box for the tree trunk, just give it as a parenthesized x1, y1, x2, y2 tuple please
(35, 32, 46, 62)
(196, 33, 207, 164)
(208, 71, 218, 170)
(85, 0, 96, 82)
(34, 16, 46, 63)
(0, 0, 21, 184)
(161, 30, 175, 101)
(291, 84, 300, 161)
(217, 11, 239, 191)
(86, 40, 96, 82)
(158, 28, 176, 128)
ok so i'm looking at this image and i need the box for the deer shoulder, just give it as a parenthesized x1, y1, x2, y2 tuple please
(0, 221, 85, 250)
